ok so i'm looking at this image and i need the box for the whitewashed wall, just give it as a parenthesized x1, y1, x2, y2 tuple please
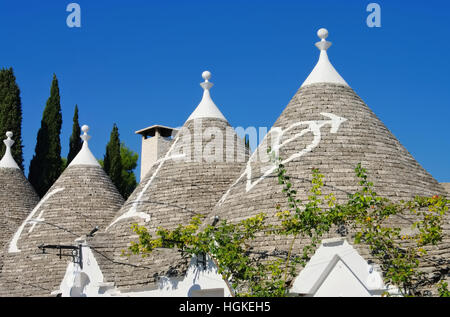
(59, 246, 231, 297)
(59, 238, 394, 297)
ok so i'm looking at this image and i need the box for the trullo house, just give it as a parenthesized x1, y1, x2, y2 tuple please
(211, 28, 449, 297)
(0, 126, 124, 296)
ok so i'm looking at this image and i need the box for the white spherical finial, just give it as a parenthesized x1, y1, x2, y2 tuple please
(317, 28, 329, 40)
(80, 124, 91, 143)
(3, 131, 15, 152)
(1, 131, 18, 169)
(202, 71, 211, 81)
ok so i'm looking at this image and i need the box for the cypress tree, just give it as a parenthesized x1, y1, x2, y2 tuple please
(120, 142, 138, 199)
(104, 123, 123, 197)
(28, 74, 63, 197)
(67, 105, 82, 165)
(0, 67, 24, 170)
(245, 135, 250, 150)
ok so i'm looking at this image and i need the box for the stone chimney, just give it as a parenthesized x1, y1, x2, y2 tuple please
(135, 125, 177, 180)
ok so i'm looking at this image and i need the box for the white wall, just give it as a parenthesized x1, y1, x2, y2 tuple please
(58, 238, 392, 297)
(58, 246, 231, 297)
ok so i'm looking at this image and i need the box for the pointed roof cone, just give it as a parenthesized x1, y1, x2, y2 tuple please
(88, 71, 248, 294)
(68, 125, 101, 167)
(0, 125, 124, 296)
(0, 132, 40, 265)
(301, 28, 348, 87)
(212, 29, 448, 295)
(0, 131, 20, 169)
(187, 71, 227, 122)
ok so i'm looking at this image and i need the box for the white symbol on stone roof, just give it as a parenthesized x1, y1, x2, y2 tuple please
(106, 72, 227, 230)
(9, 187, 65, 253)
(27, 208, 46, 233)
(218, 112, 347, 204)
(106, 138, 184, 230)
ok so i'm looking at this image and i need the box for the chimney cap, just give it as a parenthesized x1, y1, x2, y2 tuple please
(135, 125, 178, 138)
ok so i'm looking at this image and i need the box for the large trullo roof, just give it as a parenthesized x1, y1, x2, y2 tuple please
(0, 132, 39, 273)
(90, 71, 248, 293)
(0, 126, 124, 296)
(212, 29, 448, 295)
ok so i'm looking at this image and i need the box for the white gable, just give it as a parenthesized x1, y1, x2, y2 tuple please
(290, 238, 386, 297)
(314, 258, 371, 297)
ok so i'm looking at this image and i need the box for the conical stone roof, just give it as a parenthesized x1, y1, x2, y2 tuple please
(212, 29, 448, 294)
(91, 71, 248, 293)
(0, 126, 124, 296)
(0, 132, 39, 274)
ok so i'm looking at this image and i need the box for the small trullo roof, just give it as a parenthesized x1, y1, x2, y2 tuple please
(0, 126, 124, 296)
(0, 132, 39, 274)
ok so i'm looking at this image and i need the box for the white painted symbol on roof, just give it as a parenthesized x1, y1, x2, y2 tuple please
(106, 138, 184, 230)
(218, 113, 347, 204)
(9, 187, 65, 253)
(27, 208, 46, 233)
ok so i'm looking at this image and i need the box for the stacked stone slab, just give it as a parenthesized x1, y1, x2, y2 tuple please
(0, 169, 39, 263)
(91, 72, 248, 293)
(442, 183, 450, 196)
(0, 127, 124, 296)
(212, 30, 449, 295)
(0, 132, 39, 277)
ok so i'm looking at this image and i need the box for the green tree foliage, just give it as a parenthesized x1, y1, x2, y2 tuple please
(28, 74, 63, 197)
(244, 135, 250, 151)
(100, 137, 138, 200)
(61, 157, 68, 171)
(0, 67, 24, 170)
(438, 281, 450, 297)
(104, 124, 122, 196)
(67, 105, 82, 166)
(128, 155, 448, 297)
(120, 142, 138, 199)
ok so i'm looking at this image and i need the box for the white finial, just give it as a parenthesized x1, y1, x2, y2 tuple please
(81, 125, 91, 143)
(186, 71, 227, 122)
(68, 124, 100, 167)
(317, 28, 329, 40)
(315, 28, 332, 51)
(200, 71, 213, 90)
(0, 131, 20, 169)
(301, 28, 349, 88)
(202, 71, 211, 82)
(4, 132, 15, 149)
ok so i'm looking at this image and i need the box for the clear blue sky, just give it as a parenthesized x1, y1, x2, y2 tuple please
(0, 0, 449, 182)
